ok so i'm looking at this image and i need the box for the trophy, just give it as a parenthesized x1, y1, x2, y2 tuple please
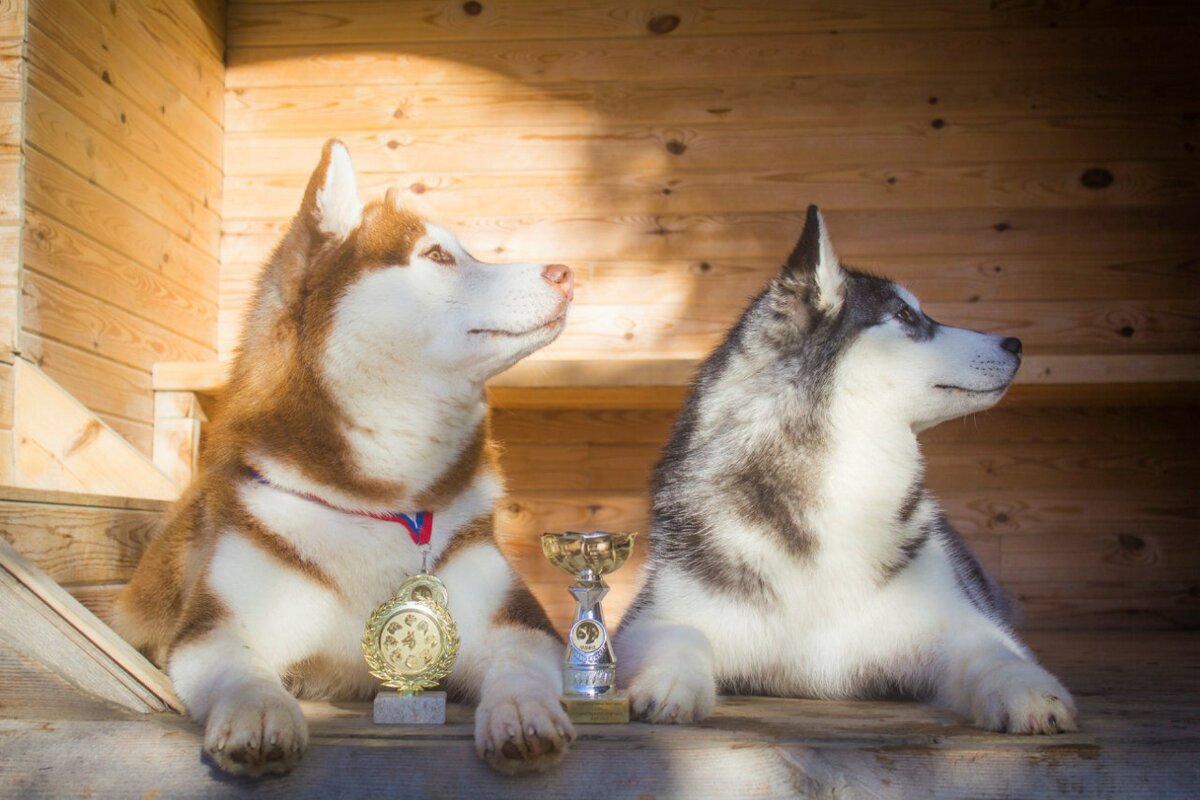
(541, 530, 636, 723)
(362, 571, 459, 724)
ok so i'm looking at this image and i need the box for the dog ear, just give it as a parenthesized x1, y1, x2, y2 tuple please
(783, 205, 844, 313)
(299, 139, 363, 240)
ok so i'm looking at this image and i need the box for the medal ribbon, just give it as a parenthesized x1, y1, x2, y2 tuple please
(246, 467, 433, 547)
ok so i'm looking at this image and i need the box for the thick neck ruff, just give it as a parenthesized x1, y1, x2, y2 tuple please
(245, 466, 433, 546)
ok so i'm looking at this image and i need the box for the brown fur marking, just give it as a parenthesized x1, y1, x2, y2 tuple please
(494, 581, 559, 639)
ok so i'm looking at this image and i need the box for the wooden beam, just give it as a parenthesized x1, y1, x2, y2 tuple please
(13, 359, 179, 500)
(152, 354, 1200, 401)
(0, 536, 182, 714)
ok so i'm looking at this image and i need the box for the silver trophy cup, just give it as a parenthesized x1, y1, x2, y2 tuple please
(541, 530, 636, 723)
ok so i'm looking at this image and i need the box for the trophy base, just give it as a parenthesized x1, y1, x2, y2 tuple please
(373, 690, 446, 724)
(561, 691, 629, 724)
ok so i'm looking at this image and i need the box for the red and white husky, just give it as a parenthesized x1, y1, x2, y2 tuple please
(114, 140, 576, 776)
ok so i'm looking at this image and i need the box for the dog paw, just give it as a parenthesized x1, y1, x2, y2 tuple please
(629, 663, 716, 724)
(204, 685, 308, 776)
(475, 688, 576, 775)
(972, 662, 1078, 735)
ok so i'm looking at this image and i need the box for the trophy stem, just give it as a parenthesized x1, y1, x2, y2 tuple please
(564, 577, 618, 698)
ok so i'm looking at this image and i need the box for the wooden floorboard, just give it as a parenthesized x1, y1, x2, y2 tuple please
(0, 631, 1196, 798)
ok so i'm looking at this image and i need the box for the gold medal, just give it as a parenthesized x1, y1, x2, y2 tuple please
(362, 572, 459, 694)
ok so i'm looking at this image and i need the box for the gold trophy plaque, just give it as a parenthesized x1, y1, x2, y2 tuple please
(362, 572, 459, 723)
(542, 530, 636, 724)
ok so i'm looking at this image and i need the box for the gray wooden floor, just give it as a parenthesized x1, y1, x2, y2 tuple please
(1, 631, 1197, 799)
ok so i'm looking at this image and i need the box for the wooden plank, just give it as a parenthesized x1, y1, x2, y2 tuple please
(220, 116, 1195, 177)
(538, 300, 1200, 359)
(151, 355, 1200, 403)
(0, 485, 170, 512)
(1001, 531, 1200, 583)
(0, 501, 163, 585)
(563, 253, 1200, 306)
(225, 69, 1200, 132)
(152, 392, 202, 488)
(23, 207, 217, 340)
(25, 84, 223, 257)
(11, 359, 179, 501)
(21, 270, 214, 371)
(496, 439, 1200, 493)
(1011, 581, 1200, 630)
(24, 21, 223, 198)
(23, 148, 218, 297)
(223, 158, 1200, 220)
(20, 333, 155, 422)
(219, 207, 1200, 266)
(0, 643, 131, 719)
(226, 1, 1198, 47)
(0, 536, 181, 713)
(0, 0, 26, 40)
(0, 153, 18, 224)
(495, 403, 1200, 447)
(96, 414, 152, 458)
(226, 27, 1200, 88)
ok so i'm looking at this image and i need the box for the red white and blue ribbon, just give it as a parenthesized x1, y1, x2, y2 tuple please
(246, 466, 432, 547)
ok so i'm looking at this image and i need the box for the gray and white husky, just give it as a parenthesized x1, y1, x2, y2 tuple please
(615, 206, 1077, 735)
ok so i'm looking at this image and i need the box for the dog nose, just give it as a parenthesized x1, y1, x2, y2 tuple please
(543, 264, 574, 301)
(1000, 337, 1022, 355)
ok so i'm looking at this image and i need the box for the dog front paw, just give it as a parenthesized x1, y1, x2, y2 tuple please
(629, 662, 716, 724)
(972, 662, 1078, 735)
(475, 688, 575, 775)
(204, 684, 308, 776)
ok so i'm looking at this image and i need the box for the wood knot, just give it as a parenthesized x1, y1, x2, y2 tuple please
(1080, 168, 1114, 190)
(386, 139, 400, 150)
(463, 1, 483, 14)
(928, 96, 939, 105)
(696, 261, 713, 273)
(930, 118, 946, 129)
(647, 14, 680, 34)
(1118, 325, 1135, 338)
(665, 139, 687, 155)
(993, 222, 1010, 232)
(409, 182, 427, 194)
(1117, 534, 1145, 551)
(101, 70, 113, 85)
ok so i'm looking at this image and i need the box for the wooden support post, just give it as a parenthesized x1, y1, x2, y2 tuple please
(153, 391, 207, 489)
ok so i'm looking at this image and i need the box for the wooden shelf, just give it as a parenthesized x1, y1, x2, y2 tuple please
(153, 354, 1200, 409)
(2, 630, 1196, 796)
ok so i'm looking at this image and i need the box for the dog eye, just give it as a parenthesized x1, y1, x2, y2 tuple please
(895, 305, 918, 325)
(422, 245, 455, 265)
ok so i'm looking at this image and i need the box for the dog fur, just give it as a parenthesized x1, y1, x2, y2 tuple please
(114, 140, 577, 776)
(616, 206, 1078, 736)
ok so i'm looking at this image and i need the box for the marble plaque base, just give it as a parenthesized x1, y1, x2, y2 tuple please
(561, 691, 630, 724)
(373, 690, 447, 724)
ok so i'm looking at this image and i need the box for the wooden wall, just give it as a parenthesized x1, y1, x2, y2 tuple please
(206, 2, 1200, 633)
(0, 0, 24, 483)
(18, 0, 223, 454)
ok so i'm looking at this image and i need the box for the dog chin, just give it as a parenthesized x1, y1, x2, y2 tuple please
(476, 315, 567, 376)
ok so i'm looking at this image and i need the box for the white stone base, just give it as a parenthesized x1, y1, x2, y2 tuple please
(373, 690, 447, 724)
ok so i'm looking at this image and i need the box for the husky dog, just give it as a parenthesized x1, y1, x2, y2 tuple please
(616, 206, 1077, 735)
(114, 141, 577, 776)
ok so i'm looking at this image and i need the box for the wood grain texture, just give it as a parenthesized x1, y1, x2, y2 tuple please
(20, 0, 223, 458)
(11, 360, 178, 500)
(226, 70, 1200, 132)
(226, 28, 1199, 88)
(2, 631, 1199, 797)
(227, 1, 1200, 47)
(0, 533, 179, 714)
